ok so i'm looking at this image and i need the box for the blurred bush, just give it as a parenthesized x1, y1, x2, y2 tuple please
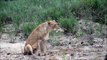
(81, 0, 107, 24)
(0, 0, 107, 36)
(21, 22, 40, 36)
(59, 17, 77, 34)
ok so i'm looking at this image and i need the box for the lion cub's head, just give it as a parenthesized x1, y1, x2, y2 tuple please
(47, 20, 64, 32)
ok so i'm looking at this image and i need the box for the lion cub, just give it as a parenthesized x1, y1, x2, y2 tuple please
(23, 20, 63, 55)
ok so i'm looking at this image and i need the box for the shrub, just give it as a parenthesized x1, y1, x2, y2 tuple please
(21, 22, 40, 37)
(81, 0, 107, 24)
(43, 7, 64, 20)
(76, 30, 86, 37)
(0, 16, 3, 32)
(48, 36, 61, 46)
(0, 13, 6, 32)
(58, 16, 77, 34)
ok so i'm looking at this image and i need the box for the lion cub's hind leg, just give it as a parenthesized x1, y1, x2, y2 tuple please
(24, 44, 33, 55)
(32, 42, 38, 54)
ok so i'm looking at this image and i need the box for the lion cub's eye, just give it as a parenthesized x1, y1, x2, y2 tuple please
(54, 24, 57, 27)
(54, 24, 59, 29)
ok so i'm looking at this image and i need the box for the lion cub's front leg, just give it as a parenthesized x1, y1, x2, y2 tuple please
(36, 40, 42, 56)
(37, 40, 47, 56)
(41, 40, 48, 55)
(41, 33, 49, 55)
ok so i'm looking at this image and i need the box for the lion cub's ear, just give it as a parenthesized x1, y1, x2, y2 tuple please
(48, 21, 51, 25)
(53, 20, 56, 22)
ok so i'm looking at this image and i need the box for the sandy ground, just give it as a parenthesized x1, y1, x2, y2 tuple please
(0, 33, 107, 60)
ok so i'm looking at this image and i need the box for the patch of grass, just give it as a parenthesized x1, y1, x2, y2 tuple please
(0, 13, 6, 32)
(48, 36, 61, 46)
(21, 22, 40, 37)
(59, 17, 77, 34)
(76, 29, 86, 37)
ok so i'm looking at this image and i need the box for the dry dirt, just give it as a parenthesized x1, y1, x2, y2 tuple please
(0, 33, 107, 60)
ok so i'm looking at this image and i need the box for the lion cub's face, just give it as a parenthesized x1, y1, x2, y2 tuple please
(48, 20, 64, 32)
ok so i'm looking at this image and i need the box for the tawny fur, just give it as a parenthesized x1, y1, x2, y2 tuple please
(23, 20, 63, 55)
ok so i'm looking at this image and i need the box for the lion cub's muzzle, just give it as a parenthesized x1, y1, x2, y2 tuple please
(56, 27, 64, 32)
(54, 25, 64, 32)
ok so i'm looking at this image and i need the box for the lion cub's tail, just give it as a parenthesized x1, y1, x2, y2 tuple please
(23, 44, 33, 55)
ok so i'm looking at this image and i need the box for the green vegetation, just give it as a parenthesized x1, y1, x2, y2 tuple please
(21, 22, 40, 36)
(0, 0, 107, 36)
(59, 17, 77, 33)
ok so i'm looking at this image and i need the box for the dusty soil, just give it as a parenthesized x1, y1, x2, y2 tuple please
(0, 33, 107, 60)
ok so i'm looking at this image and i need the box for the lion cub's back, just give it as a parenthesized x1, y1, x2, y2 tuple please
(25, 29, 39, 45)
